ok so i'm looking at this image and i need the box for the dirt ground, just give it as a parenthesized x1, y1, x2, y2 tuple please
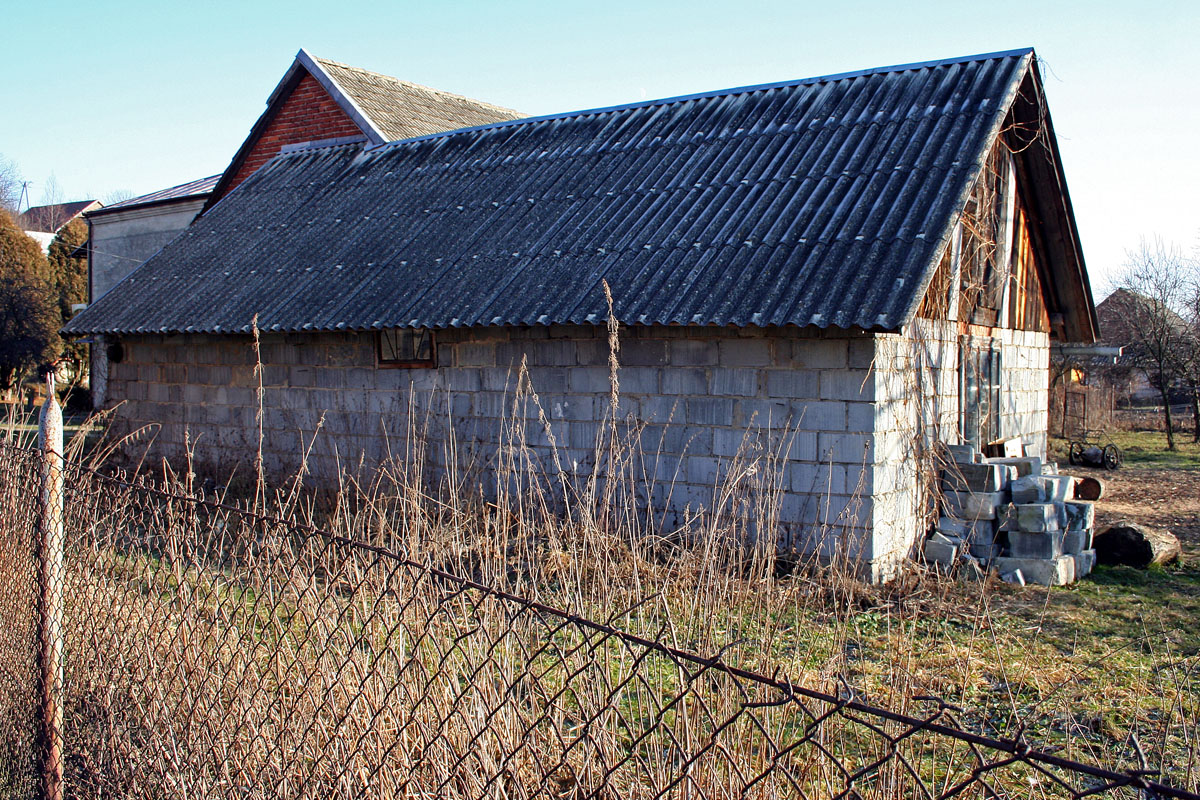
(1087, 467, 1200, 561)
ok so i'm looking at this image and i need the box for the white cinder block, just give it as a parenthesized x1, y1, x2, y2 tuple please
(943, 491, 1006, 520)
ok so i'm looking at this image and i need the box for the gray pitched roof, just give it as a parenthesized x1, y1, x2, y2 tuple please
(68, 49, 1089, 339)
(20, 200, 101, 232)
(86, 175, 220, 216)
(202, 49, 524, 214)
(313, 56, 522, 142)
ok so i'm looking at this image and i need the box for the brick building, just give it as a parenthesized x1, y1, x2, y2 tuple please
(67, 49, 1098, 580)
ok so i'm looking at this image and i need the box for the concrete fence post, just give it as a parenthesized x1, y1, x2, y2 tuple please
(37, 374, 64, 800)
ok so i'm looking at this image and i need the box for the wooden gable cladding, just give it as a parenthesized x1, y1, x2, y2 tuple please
(1008, 197, 1050, 333)
(916, 238, 955, 321)
(912, 57, 1098, 343)
(916, 138, 1049, 335)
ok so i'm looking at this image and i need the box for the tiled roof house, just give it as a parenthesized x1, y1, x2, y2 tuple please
(19, 200, 103, 234)
(20, 200, 102, 252)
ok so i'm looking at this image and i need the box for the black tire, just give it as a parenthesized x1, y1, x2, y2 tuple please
(1103, 444, 1121, 470)
(1068, 441, 1084, 466)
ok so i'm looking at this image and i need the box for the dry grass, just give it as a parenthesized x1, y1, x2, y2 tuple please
(0, 411, 1186, 798)
(47, 460, 917, 798)
(1, 330, 1197, 797)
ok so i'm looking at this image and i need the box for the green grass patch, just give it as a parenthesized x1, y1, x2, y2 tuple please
(1051, 431, 1200, 470)
(1032, 561, 1200, 646)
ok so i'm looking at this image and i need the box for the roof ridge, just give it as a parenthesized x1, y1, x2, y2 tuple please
(311, 55, 521, 116)
(23, 199, 99, 212)
(367, 47, 1035, 155)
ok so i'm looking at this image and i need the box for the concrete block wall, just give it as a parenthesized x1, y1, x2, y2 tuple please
(868, 329, 933, 575)
(995, 327, 1050, 456)
(89, 200, 208, 301)
(868, 319, 1051, 575)
(103, 325, 884, 568)
(100, 320, 1050, 581)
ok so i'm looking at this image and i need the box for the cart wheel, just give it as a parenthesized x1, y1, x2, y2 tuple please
(1103, 444, 1122, 470)
(1068, 441, 1084, 466)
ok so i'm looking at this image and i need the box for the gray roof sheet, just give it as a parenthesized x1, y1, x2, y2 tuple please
(86, 175, 220, 215)
(67, 49, 1035, 337)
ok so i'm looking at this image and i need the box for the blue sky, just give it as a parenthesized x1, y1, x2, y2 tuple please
(3, 0, 1197, 292)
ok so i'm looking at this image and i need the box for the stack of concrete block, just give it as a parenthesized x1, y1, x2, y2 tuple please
(924, 446, 1097, 586)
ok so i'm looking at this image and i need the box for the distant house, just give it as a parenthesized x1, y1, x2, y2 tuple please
(1095, 288, 1189, 406)
(19, 200, 102, 252)
(67, 48, 1098, 580)
(82, 48, 521, 404)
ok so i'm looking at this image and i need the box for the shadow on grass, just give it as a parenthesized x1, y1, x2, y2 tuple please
(1013, 561, 1200, 651)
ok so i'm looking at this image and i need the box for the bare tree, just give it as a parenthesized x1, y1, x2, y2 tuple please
(38, 172, 63, 206)
(38, 173, 67, 229)
(1183, 271, 1200, 442)
(102, 188, 135, 205)
(0, 154, 22, 213)
(1108, 239, 1197, 450)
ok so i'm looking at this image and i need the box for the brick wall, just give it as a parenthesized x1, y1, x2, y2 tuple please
(219, 73, 364, 200)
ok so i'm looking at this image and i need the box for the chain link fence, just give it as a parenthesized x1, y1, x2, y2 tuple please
(1, 429, 1197, 799)
(0, 442, 43, 799)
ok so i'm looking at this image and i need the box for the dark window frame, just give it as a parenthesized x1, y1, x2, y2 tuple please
(376, 328, 436, 368)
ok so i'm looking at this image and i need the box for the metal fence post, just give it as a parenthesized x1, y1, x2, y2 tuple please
(38, 374, 64, 800)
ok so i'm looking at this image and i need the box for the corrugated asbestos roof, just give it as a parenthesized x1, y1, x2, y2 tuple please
(86, 175, 220, 215)
(314, 57, 523, 142)
(68, 49, 1036, 337)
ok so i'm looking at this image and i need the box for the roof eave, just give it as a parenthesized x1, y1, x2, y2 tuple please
(84, 192, 211, 219)
(1008, 59, 1097, 343)
(63, 319, 892, 339)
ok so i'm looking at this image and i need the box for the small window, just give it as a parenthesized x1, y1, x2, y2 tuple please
(960, 337, 1002, 450)
(377, 328, 435, 367)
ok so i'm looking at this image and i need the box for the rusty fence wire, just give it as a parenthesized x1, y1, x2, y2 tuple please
(0, 440, 43, 799)
(1, 436, 1197, 800)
